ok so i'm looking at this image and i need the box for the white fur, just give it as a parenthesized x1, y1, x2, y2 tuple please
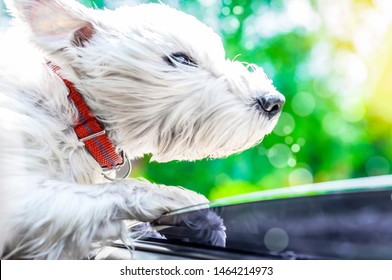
(0, 0, 283, 259)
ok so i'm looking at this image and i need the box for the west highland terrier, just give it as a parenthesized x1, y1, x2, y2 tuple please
(0, 0, 284, 259)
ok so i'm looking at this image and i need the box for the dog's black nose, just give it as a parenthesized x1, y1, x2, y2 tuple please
(256, 95, 285, 117)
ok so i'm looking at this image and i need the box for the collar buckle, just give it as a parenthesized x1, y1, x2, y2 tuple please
(102, 152, 132, 181)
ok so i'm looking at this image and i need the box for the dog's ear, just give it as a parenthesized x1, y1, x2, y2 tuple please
(4, 0, 95, 48)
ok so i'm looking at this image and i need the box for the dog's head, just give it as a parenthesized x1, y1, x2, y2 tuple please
(6, 0, 284, 162)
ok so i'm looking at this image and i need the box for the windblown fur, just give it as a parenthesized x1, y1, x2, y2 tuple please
(0, 0, 284, 259)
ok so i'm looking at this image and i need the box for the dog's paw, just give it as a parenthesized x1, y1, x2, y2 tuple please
(160, 185, 209, 209)
(140, 184, 209, 220)
(115, 179, 209, 222)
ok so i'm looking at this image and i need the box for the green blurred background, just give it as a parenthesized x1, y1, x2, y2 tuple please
(1, 0, 391, 200)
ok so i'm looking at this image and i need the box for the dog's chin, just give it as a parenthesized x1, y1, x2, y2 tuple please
(150, 136, 266, 163)
(150, 153, 215, 163)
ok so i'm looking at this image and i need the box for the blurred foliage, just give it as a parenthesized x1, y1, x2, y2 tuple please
(1, 0, 391, 200)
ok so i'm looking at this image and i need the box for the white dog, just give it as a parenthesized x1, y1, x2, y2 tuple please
(0, 0, 284, 259)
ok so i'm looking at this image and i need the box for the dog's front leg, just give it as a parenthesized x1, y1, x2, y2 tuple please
(5, 178, 207, 259)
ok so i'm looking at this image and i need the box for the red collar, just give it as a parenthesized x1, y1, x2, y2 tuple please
(47, 61, 130, 179)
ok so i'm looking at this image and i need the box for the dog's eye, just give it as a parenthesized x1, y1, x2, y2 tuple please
(165, 52, 197, 67)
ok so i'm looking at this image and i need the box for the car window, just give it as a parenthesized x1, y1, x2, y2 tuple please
(130, 184, 392, 259)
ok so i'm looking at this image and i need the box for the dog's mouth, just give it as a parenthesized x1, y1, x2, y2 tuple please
(149, 98, 284, 163)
